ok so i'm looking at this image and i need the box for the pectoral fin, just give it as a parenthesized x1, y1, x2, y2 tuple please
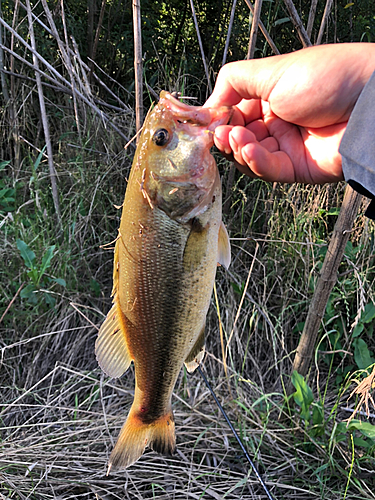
(217, 221, 231, 269)
(183, 218, 208, 272)
(184, 325, 205, 373)
(95, 301, 132, 378)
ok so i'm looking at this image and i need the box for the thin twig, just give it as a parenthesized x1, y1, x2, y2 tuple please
(306, 0, 319, 39)
(189, 0, 212, 94)
(0, 18, 131, 143)
(133, 0, 143, 135)
(222, 0, 238, 66)
(282, 0, 312, 47)
(25, 0, 62, 228)
(316, 0, 334, 45)
(243, 0, 280, 55)
(247, 0, 263, 59)
(0, 283, 25, 325)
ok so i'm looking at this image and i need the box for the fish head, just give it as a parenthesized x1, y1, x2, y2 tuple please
(138, 92, 232, 222)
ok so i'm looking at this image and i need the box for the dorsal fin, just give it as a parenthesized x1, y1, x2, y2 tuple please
(217, 221, 231, 269)
(95, 301, 132, 378)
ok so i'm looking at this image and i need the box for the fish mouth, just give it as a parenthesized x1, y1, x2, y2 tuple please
(160, 92, 232, 131)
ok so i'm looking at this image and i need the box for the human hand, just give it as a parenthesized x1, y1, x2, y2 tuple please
(205, 43, 375, 183)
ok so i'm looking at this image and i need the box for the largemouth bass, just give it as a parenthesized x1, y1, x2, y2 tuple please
(96, 92, 231, 471)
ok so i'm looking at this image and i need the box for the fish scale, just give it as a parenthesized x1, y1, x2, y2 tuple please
(95, 92, 232, 471)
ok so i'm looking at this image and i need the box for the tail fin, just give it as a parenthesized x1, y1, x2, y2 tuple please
(107, 407, 176, 472)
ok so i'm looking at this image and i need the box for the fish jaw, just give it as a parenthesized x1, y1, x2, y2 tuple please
(160, 91, 232, 132)
(140, 93, 232, 222)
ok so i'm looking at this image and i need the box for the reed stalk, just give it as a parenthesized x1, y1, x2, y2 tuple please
(133, 0, 143, 135)
(25, 0, 62, 229)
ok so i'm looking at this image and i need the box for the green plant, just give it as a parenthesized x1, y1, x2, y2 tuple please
(16, 239, 66, 307)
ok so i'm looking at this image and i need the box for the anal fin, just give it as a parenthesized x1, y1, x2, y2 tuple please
(184, 325, 205, 373)
(95, 301, 132, 378)
(218, 221, 231, 269)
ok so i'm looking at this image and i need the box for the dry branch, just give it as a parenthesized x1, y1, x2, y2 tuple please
(190, 0, 212, 94)
(247, 0, 263, 60)
(291, 185, 363, 383)
(316, 0, 334, 45)
(222, 0, 238, 66)
(306, 0, 319, 39)
(25, 0, 62, 228)
(133, 0, 143, 133)
(243, 0, 280, 55)
(282, 0, 312, 47)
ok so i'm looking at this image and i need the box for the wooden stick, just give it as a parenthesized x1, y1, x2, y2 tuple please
(189, 0, 212, 94)
(25, 0, 62, 228)
(243, 0, 280, 55)
(282, 0, 312, 47)
(133, 0, 143, 135)
(247, 0, 263, 59)
(316, 0, 334, 45)
(222, 0, 238, 66)
(306, 0, 319, 39)
(290, 186, 363, 386)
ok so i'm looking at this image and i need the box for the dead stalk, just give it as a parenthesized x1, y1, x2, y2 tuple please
(306, 0, 319, 39)
(243, 0, 280, 55)
(133, 0, 143, 135)
(316, 0, 334, 45)
(190, 0, 212, 94)
(25, 0, 62, 228)
(222, 0, 238, 66)
(282, 0, 312, 47)
(247, 0, 263, 59)
(290, 186, 363, 387)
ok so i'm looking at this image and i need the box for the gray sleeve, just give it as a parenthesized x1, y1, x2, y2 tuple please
(339, 70, 375, 219)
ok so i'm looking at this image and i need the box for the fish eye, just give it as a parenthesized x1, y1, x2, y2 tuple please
(152, 128, 170, 147)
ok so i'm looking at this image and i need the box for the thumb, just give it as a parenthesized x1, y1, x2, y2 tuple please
(204, 57, 286, 108)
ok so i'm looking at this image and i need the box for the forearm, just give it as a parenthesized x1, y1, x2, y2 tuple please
(339, 70, 375, 219)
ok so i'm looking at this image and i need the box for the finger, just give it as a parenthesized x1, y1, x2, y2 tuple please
(241, 142, 295, 183)
(245, 119, 269, 141)
(227, 126, 257, 167)
(213, 125, 235, 155)
(259, 136, 279, 153)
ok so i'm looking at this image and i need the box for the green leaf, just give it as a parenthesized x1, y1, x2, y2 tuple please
(33, 145, 46, 171)
(291, 371, 314, 420)
(0, 160, 11, 171)
(273, 17, 290, 26)
(52, 277, 66, 287)
(43, 291, 56, 308)
(348, 420, 375, 440)
(16, 239, 36, 269)
(90, 278, 101, 297)
(353, 338, 375, 370)
(352, 323, 364, 339)
(361, 302, 375, 324)
(39, 246, 56, 282)
(327, 207, 340, 216)
(353, 437, 372, 449)
(20, 283, 38, 305)
(312, 403, 324, 426)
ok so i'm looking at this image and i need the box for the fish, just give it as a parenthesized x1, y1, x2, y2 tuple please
(95, 91, 232, 472)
